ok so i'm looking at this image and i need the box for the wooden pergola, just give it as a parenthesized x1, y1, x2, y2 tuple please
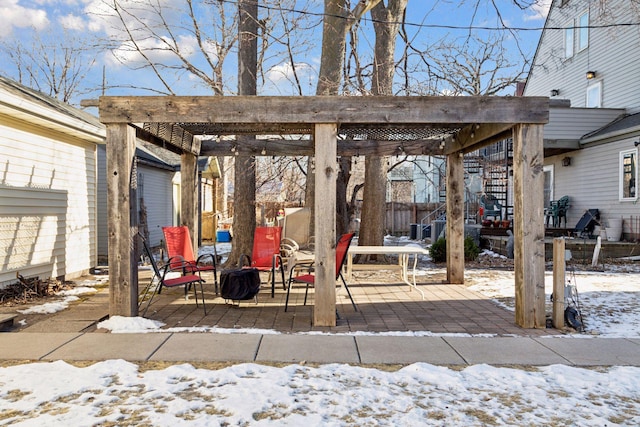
(98, 96, 548, 328)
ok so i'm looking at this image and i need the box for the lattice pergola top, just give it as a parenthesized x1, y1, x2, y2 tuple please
(98, 95, 549, 158)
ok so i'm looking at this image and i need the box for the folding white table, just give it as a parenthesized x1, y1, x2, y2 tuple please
(345, 245, 429, 299)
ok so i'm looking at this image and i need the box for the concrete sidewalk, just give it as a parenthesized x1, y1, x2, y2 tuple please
(2, 332, 640, 366)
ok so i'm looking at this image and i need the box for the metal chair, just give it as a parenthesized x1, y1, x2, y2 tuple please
(138, 232, 206, 316)
(239, 226, 286, 297)
(162, 226, 219, 294)
(480, 195, 502, 221)
(284, 233, 357, 312)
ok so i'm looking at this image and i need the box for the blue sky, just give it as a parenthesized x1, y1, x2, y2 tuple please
(0, 0, 551, 103)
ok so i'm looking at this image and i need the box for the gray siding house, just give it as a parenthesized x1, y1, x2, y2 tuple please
(524, 0, 640, 240)
(96, 145, 176, 263)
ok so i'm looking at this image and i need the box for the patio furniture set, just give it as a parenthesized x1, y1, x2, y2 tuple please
(139, 208, 429, 315)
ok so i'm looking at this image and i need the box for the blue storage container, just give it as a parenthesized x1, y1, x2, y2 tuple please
(216, 230, 231, 242)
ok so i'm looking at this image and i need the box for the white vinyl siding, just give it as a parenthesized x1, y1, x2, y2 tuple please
(545, 138, 640, 232)
(0, 115, 98, 286)
(525, 0, 640, 112)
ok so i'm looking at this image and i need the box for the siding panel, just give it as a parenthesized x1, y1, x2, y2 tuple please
(0, 118, 98, 286)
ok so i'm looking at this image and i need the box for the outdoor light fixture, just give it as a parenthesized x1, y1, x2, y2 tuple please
(586, 71, 596, 79)
(550, 89, 560, 97)
(562, 156, 572, 167)
(635, 140, 640, 147)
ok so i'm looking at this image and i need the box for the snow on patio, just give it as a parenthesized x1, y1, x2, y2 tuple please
(2, 239, 639, 426)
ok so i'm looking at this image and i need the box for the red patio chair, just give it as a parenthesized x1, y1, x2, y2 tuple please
(162, 226, 219, 294)
(284, 233, 357, 312)
(239, 226, 286, 297)
(138, 232, 206, 316)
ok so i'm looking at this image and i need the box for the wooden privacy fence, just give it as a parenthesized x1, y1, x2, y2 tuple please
(384, 202, 441, 235)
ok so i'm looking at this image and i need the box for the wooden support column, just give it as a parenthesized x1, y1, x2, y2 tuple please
(513, 124, 546, 328)
(552, 237, 566, 329)
(106, 123, 138, 317)
(446, 152, 465, 284)
(181, 153, 199, 250)
(313, 123, 337, 327)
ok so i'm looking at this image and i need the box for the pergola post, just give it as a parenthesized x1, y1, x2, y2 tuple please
(181, 153, 199, 249)
(513, 124, 546, 328)
(313, 123, 337, 326)
(446, 152, 465, 284)
(106, 123, 138, 316)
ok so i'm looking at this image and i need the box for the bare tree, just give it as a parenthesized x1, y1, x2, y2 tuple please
(255, 156, 306, 202)
(308, 0, 381, 237)
(358, 0, 407, 250)
(408, 33, 529, 96)
(97, 0, 239, 95)
(0, 29, 97, 104)
(224, 0, 259, 267)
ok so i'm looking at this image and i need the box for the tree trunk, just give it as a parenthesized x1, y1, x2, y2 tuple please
(309, 1, 381, 237)
(306, 0, 350, 236)
(226, 0, 257, 266)
(359, 0, 407, 248)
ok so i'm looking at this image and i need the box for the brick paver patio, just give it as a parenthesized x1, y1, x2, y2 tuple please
(11, 266, 558, 337)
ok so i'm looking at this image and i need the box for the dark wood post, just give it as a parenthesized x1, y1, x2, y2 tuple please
(446, 152, 465, 284)
(314, 123, 337, 326)
(106, 123, 138, 316)
(513, 124, 546, 328)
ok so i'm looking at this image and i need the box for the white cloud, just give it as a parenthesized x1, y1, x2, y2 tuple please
(267, 62, 314, 83)
(524, 0, 552, 21)
(58, 13, 85, 31)
(0, 0, 49, 37)
(107, 34, 198, 67)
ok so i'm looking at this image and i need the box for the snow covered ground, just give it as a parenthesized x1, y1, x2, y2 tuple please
(1, 359, 639, 426)
(2, 240, 639, 425)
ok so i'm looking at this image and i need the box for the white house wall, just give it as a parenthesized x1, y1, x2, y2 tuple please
(0, 114, 97, 286)
(546, 137, 639, 231)
(526, 0, 640, 112)
(545, 107, 624, 142)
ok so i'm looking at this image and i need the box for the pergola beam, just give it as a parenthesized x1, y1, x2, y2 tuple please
(199, 138, 446, 157)
(99, 96, 549, 126)
(443, 123, 515, 155)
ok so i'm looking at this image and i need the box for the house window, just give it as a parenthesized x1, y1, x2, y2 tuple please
(620, 149, 637, 201)
(564, 26, 574, 59)
(586, 81, 601, 108)
(544, 165, 554, 208)
(577, 11, 589, 51)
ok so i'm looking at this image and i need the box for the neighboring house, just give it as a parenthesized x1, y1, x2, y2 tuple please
(97, 142, 221, 262)
(0, 76, 105, 287)
(523, 0, 640, 239)
(96, 144, 176, 263)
